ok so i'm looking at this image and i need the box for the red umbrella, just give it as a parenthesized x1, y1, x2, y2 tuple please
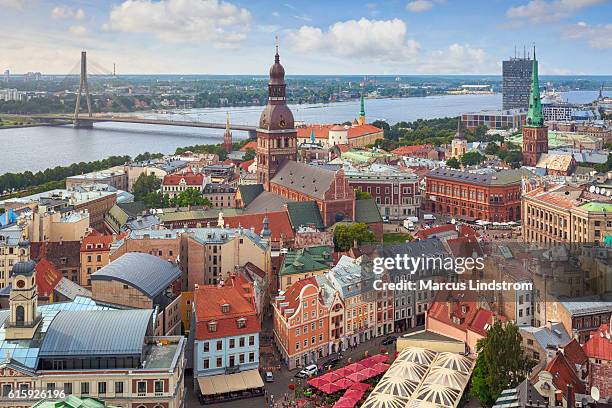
(370, 354, 388, 363)
(333, 397, 358, 408)
(319, 382, 342, 394)
(373, 362, 390, 374)
(319, 371, 342, 383)
(343, 389, 365, 400)
(332, 378, 355, 390)
(349, 383, 372, 392)
(333, 367, 351, 377)
(361, 367, 379, 379)
(359, 357, 377, 368)
(344, 363, 366, 373)
(307, 376, 330, 388)
(346, 371, 368, 383)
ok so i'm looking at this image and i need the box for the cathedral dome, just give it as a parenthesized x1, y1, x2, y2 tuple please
(269, 50, 285, 85)
(259, 104, 294, 130)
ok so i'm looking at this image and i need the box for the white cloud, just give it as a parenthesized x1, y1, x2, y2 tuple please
(417, 43, 493, 74)
(406, 0, 433, 12)
(566, 21, 612, 48)
(287, 18, 420, 61)
(507, 0, 608, 23)
(108, 0, 251, 47)
(51, 6, 85, 20)
(0, 0, 31, 10)
(68, 25, 86, 35)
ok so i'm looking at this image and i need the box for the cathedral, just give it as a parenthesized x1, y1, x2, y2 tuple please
(522, 48, 548, 167)
(255, 47, 355, 226)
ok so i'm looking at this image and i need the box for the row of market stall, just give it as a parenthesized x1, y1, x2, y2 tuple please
(306, 354, 391, 407)
(197, 369, 265, 405)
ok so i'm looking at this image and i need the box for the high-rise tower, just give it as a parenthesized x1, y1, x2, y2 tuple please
(256, 45, 297, 190)
(224, 112, 233, 153)
(522, 47, 548, 167)
(502, 47, 532, 110)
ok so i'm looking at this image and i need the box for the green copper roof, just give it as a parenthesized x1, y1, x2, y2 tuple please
(355, 198, 383, 223)
(359, 92, 365, 117)
(526, 47, 544, 128)
(280, 245, 334, 276)
(577, 202, 612, 212)
(287, 201, 324, 230)
(32, 396, 121, 408)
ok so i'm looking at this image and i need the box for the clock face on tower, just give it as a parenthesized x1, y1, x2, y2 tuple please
(16, 280, 25, 289)
(279, 116, 286, 128)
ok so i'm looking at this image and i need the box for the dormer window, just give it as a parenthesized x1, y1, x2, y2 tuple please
(221, 304, 230, 313)
(208, 322, 217, 332)
(237, 318, 247, 329)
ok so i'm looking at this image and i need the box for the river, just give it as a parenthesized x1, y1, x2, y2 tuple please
(1, 90, 605, 174)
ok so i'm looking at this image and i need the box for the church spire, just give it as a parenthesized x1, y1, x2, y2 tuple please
(454, 117, 465, 140)
(358, 90, 366, 125)
(526, 46, 543, 128)
(224, 112, 232, 153)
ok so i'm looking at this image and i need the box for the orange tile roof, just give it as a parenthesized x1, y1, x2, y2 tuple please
(194, 276, 260, 340)
(80, 230, 124, 252)
(415, 224, 479, 241)
(223, 211, 294, 241)
(583, 323, 612, 361)
(280, 277, 319, 322)
(297, 125, 334, 139)
(346, 124, 383, 139)
(240, 140, 258, 152)
(296, 124, 382, 140)
(239, 159, 254, 172)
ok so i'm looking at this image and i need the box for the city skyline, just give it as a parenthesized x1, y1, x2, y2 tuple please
(1, 0, 611, 75)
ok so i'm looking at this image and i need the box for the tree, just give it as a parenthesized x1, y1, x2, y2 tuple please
(132, 173, 161, 201)
(471, 320, 535, 407)
(445, 157, 461, 169)
(460, 151, 485, 166)
(133, 152, 163, 163)
(243, 147, 256, 161)
(171, 188, 212, 207)
(333, 223, 377, 251)
(484, 142, 501, 156)
(354, 189, 372, 200)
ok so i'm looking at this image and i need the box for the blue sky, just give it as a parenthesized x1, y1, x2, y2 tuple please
(1, 0, 610, 75)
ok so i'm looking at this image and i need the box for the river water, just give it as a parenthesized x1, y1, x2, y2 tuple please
(1, 90, 605, 174)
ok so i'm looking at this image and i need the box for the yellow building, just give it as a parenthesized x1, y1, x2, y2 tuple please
(0, 226, 29, 289)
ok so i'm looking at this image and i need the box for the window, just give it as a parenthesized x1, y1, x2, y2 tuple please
(239, 354, 245, 364)
(311, 336, 316, 344)
(46, 383, 55, 392)
(155, 380, 163, 394)
(2, 385, 11, 397)
(239, 337, 245, 347)
(203, 342, 209, 352)
(114, 382, 123, 394)
(81, 382, 90, 395)
(209, 322, 217, 332)
(137, 381, 146, 394)
(296, 327, 300, 336)
(63, 383, 72, 395)
(229, 338, 235, 349)
(249, 336, 255, 346)
(203, 359, 210, 369)
(249, 352, 255, 362)
(216, 340, 222, 351)
(98, 382, 106, 394)
(295, 342, 300, 350)
(216, 357, 223, 367)
(237, 318, 246, 328)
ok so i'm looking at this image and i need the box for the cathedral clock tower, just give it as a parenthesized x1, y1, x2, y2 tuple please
(256, 45, 298, 190)
(522, 47, 548, 167)
(5, 260, 42, 340)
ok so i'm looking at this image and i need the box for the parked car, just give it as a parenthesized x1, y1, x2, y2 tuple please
(295, 364, 318, 378)
(381, 335, 396, 345)
(265, 371, 274, 382)
(322, 355, 342, 367)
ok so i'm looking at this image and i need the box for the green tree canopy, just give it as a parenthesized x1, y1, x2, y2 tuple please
(460, 151, 485, 166)
(445, 157, 461, 169)
(243, 147, 256, 161)
(132, 173, 161, 201)
(471, 320, 535, 407)
(354, 189, 372, 200)
(171, 188, 212, 207)
(333, 223, 377, 251)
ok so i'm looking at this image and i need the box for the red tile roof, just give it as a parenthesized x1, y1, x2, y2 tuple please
(336, 144, 351, 153)
(297, 125, 334, 139)
(427, 292, 505, 337)
(280, 277, 319, 322)
(346, 124, 383, 139)
(223, 211, 294, 241)
(544, 352, 586, 395)
(240, 140, 258, 152)
(194, 276, 260, 340)
(239, 159, 254, 172)
(392, 145, 434, 156)
(35, 258, 62, 297)
(583, 322, 612, 361)
(296, 124, 382, 140)
(415, 224, 480, 241)
(162, 171, 205, 186)
(563, 338, 589, 365)
(80, 230, 124, 252)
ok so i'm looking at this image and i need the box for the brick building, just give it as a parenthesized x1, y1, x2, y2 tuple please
(162, 170, 206, 198)
(583, 318, 612, 398)
(79, 230, 121, 287)
(424, 168, 523, 222)
(272, 277, 330, 369)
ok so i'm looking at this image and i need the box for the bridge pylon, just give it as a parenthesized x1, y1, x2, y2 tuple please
(74, 51, 93, 129)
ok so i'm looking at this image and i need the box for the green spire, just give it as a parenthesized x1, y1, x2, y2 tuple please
(526, 46, 543, 127)
(309, 127, 315, 143)
(359, 92, 365, 117)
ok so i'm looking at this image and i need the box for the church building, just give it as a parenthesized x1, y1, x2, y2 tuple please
(522, 48, 548, 166)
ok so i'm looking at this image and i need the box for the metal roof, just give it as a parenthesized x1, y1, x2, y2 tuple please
(91, 253, 181, 299)
(39, 309, 152, 358)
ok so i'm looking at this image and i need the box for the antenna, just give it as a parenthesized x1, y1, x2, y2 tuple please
(113, 63, 116, 77)
(523, 45, 526, 59)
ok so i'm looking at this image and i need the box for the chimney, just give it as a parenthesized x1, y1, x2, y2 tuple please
(566, 383, 573, 408)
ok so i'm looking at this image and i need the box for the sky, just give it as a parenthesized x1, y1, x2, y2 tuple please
(0, 0, 611, 75)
